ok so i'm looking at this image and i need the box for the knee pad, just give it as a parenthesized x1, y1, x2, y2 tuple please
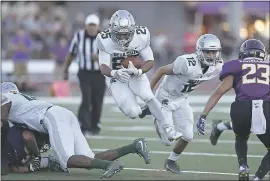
(127, 106, 142, 119)
(140, 91, 154, 103)
(120, 103, 141, 119)
(181, 130, 194, 142)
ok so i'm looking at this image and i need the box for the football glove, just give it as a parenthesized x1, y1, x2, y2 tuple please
(111, 69, 130, 83)
(196, 115, 206, 136)
(125, 61, 143, 76)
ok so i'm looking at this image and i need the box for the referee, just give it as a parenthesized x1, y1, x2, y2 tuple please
(63, 14, 105, 137)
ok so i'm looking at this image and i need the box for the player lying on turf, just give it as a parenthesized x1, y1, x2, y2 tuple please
(196, 39, 270, 181)
(1, 121, 66, 175)
(96, 10, 182, 141)
(139, 34, 224, 173)
(1, 82, 150, 179)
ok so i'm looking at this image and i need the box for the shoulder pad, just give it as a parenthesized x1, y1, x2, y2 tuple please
(96, 33, 107, 52)
(174, 53, 199, 75)
(134, 26, 150, 48)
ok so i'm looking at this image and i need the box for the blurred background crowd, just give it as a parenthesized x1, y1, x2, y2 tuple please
(1, 1, 269, 93)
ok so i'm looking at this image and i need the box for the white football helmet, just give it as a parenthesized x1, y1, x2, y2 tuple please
(196, 34, 222, 66)
(109, 10, 136, 47)
(1, 82, 19, 94)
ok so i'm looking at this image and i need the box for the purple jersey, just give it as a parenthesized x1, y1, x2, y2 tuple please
(220, 58, 269, 101)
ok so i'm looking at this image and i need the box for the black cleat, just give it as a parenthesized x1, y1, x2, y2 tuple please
(139, 106, 151, 118)
(210, 120, 223, 146)
(239, 166, 249, 181)
(47, 154, 69, 173)
(100, 160, 124, 179)
(164, 159, 181, 174)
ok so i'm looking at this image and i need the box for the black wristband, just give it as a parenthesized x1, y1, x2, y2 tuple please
(200, 115, 206, 119)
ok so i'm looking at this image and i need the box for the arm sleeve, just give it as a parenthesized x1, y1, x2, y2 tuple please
(68, 32, 79, 56)
(172, 56, 189, 75)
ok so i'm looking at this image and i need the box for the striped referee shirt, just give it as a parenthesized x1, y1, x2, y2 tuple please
(69, 30, 99, 71)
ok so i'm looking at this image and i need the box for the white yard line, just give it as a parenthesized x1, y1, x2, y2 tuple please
(101, 126, 221, 133)
(125, 167, 239, 175)
(92, 148, 263, 158)
(89, 135, 262, 145)
(38, 96, 230, 113)
(111, 106, 229, 113)
(124, 167, 269, 178)
(38, 95, 235, 105)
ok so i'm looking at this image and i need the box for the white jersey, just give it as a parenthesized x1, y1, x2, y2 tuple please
(96, 26, 154, 70)
(159, 53, 223, 98)
(3, 92, 53, 133)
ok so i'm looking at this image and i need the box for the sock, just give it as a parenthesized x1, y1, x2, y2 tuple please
(240, 164, 249, 171)
(217, 122, 231, 131)
(90, 159, 112, 169)
(224, 122, 232, 130)
(235, 135, 249, 166)
(168, 152, 180, 161)
(116, 143, 136, 157)
(146, 98, 172, 129)
(40, 157, 49, 168)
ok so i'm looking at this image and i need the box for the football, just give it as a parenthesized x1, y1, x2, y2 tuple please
(121, 56, 142, 69)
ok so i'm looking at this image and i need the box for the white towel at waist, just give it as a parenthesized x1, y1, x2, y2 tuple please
(250, 100, 266, 135)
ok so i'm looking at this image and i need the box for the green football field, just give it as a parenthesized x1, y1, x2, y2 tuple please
(2, 96, 269, 180)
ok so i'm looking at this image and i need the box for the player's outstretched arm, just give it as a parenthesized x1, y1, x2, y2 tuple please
(150, 64, 174, 90)
(201, 75, 233, 117)
(197, 75, 233, 135)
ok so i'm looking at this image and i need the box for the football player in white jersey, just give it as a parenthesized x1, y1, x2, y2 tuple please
(139, 34, 224, 173)
(96, 10, 181, 141)
(1, 82, 150, 178)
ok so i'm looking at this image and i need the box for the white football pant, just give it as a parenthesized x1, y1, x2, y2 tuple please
(106, 74, 154, 119)
(42, 106, 95, 168)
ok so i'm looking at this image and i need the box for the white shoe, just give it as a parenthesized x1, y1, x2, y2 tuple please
(165, 127, 182, 141)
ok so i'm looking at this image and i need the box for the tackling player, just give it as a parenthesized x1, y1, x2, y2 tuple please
(1, 82, 150, 179)
(1, 121, 66, 174)
(140, 34, 223, 173)
(196, 39, 269, 181)
(96, 10, 182, 141)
